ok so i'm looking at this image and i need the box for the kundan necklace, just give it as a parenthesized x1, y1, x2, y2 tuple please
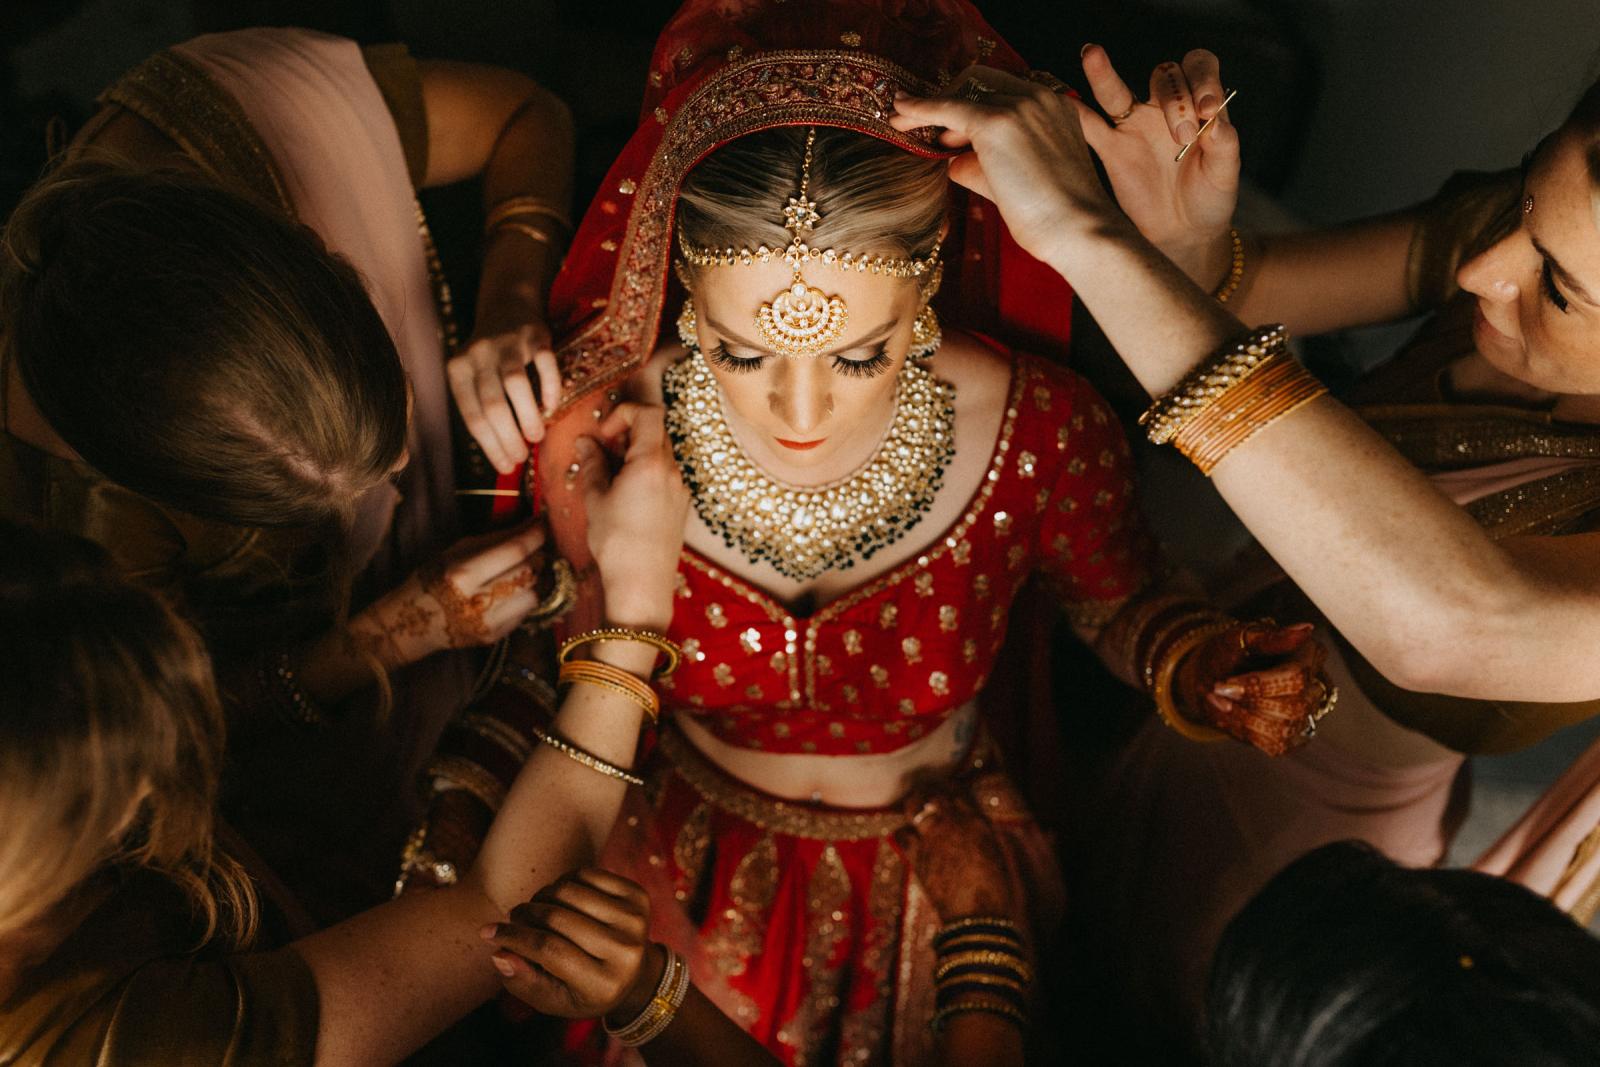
(663, 338, 956, 581)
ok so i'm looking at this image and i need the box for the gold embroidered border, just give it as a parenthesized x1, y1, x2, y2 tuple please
(551, 50, 948, 416)
(657, 725, 906, 840)
(97, 50, 292, 214)
(1363, 403, 1600, 468)
(1465, 465, 1600, 539)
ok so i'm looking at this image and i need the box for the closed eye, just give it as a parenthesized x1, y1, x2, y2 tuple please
(707, 343, 765, 373)
(831, 346, 892, 378)
(1542, 258, 1571, 313)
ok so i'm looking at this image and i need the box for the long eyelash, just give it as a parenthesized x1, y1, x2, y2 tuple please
(708, 343, 765, 373)
(1542, 259, 1571, 313)
(831, 346, 892, 379)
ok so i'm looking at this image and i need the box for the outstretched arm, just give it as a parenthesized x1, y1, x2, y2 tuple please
(890, 72, 1600, 703)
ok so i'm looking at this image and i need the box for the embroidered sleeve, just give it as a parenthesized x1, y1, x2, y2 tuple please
(1032, 368, 1155, 628)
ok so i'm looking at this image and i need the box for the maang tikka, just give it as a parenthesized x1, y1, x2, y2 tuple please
(676, 126, 942, 358)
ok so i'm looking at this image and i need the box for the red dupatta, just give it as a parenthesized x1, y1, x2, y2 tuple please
(506, 0, 1079, 619)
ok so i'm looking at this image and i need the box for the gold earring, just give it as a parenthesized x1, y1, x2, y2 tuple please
(677, 296, 699, 351)
(910, 305, 942, 360)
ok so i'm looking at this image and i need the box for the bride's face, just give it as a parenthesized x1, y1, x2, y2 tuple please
(686, 259, 922, 476)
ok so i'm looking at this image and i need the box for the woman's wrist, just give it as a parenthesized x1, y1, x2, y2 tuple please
(604, 941, 667, 1028)
(1164, 227, 1235, 290)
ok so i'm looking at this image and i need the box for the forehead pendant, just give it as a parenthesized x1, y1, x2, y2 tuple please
(758, 128, 849, 357)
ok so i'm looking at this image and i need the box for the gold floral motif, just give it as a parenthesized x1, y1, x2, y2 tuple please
(843, 629, 864, 655)
(1035, 487, 1051, 513)
(601, 238, 619, 252)
(898, 697, 916, 716)
(745, 684, 765, 699)
(902, 636, 923, 664)
(654, 106, 669, 124)
(770, 651, 788, 672)
(938, 605, 958, 632)
(1057, 424, 1071, 452)
(681, 636, 702, 662)
(774, 721, 791, 737)
(962, 638, 978, 663)
(1007, 544, 1027, 570)
(990, 604, 1006, 630)
(914, 571, 935, 597)
(780, 845, 853, 1064)
(929, 671, 949, 696)
(702, 832, 779, 977)
(675, 571, 692, 597)
(840, 30, 863, 46)
(952, 539, 972, 565)
(816, 653, 833, 675)
(837, 839, 905, 1061)
(1068, 457, 1087, 476)
(842, 684, 860, 704)
(1095, 489, 1115, 508)
(618, 178, 637, 195)
(870, 664, 890, 688)
(672, 801, 713, 901)
(649, 70, 664, 86)
(1050, 533, 1073, 560)
(740, 627, 763, 654)
(993, 510, 1013, 536)
(714, 663, 735, 687)
(828, 721, 846, 738)
(879, 603, 899, 629)
(974, 573, 992, 599)
(1017, 451, 1038, 478)
(1057, 494, 1079, 514)
(706, 603, 729, 628)
(1099, 448, 1116, 468)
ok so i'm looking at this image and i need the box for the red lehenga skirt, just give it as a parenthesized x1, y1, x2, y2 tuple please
(571, 724, 1065, 1066)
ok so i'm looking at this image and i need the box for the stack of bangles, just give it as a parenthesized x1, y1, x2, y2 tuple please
(604, 947, 691, 1046)
(930, 917, 1032, 1034)
(1139, 323, 1328, 476)
(1124, 597, 1235, 743)
(484, 194, 572, 255)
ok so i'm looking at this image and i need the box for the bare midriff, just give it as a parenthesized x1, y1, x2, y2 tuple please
(675, 699, 978, 808)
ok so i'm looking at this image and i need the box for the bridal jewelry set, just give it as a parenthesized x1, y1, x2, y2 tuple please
(669, 128, 955, 580)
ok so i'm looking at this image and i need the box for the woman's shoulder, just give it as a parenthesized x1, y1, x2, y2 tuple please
(941, 333, 1111, 424)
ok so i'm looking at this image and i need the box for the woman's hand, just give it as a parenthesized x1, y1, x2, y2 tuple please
(890, 65, 1126, 274)
(483, 868, 664, 1022)
(572, 403, 690, 632)
(447, 313, 564, 475)
(1077, 45, 1240, 286)
(900, 775, 1029, 927)
(346, 522, 549, 669)
(1180, 622, 1334, 756)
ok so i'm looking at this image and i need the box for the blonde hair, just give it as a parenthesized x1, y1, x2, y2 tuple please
(676, 125, 946, 281)
(0, 524, 257, 948)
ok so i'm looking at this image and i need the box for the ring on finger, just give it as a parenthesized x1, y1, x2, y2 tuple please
(911, 801, 938, 827)
(1109, 102, 1137, 124)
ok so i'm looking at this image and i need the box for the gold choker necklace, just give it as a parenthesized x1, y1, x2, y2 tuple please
(663, 345, 955, 581)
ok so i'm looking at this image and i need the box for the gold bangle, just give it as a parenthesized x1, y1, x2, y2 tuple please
(1150, 621, 1234, 743)
(1212, 227, 1245, 303)
(484, 194, 572, 235)
(935, 971, 1030, 996)
(1139, 324, 1289, 445)
(934, 916, 1024, 942)
(491, 220, 564, 254)
(559, 658, 660, 722)
(1172, 355, 1328, 475)
(529, 724, 645, 786)
(393, 824, 460, 897)
(560, 627, 682, 678)
(931, 998, 1028, 1033)
(934, 951, 1035, 984)
(936, 932, 1030, 955)
(606, 948, 690, 1045)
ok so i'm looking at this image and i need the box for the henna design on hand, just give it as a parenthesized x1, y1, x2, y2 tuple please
(420, 560, 495, 648)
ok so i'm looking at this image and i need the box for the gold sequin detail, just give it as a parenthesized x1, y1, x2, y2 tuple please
(870, 664, 889, 688)
(841, 30, 862, 46)
(939, 605, 959, 632)
(843, 629, 863, 654)
(706, 603, 728, 628)
(879, 603, 899, 629)
(929, 671, 949, 696)
(740, 627, 763, 654)
(1017, 451, 1038, 478)
(618, 178, 637, 195)
(902, 636, 923, 664)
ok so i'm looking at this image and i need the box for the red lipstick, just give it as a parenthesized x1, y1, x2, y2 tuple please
(775, 437, 826, 451)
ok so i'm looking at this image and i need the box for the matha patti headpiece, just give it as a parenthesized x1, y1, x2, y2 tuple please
(676, 127, 942, 358)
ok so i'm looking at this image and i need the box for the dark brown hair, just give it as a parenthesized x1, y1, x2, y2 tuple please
(677, 126, 946, 271)
(0, 159, 408, 528)
(0, 522, 256, 947)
